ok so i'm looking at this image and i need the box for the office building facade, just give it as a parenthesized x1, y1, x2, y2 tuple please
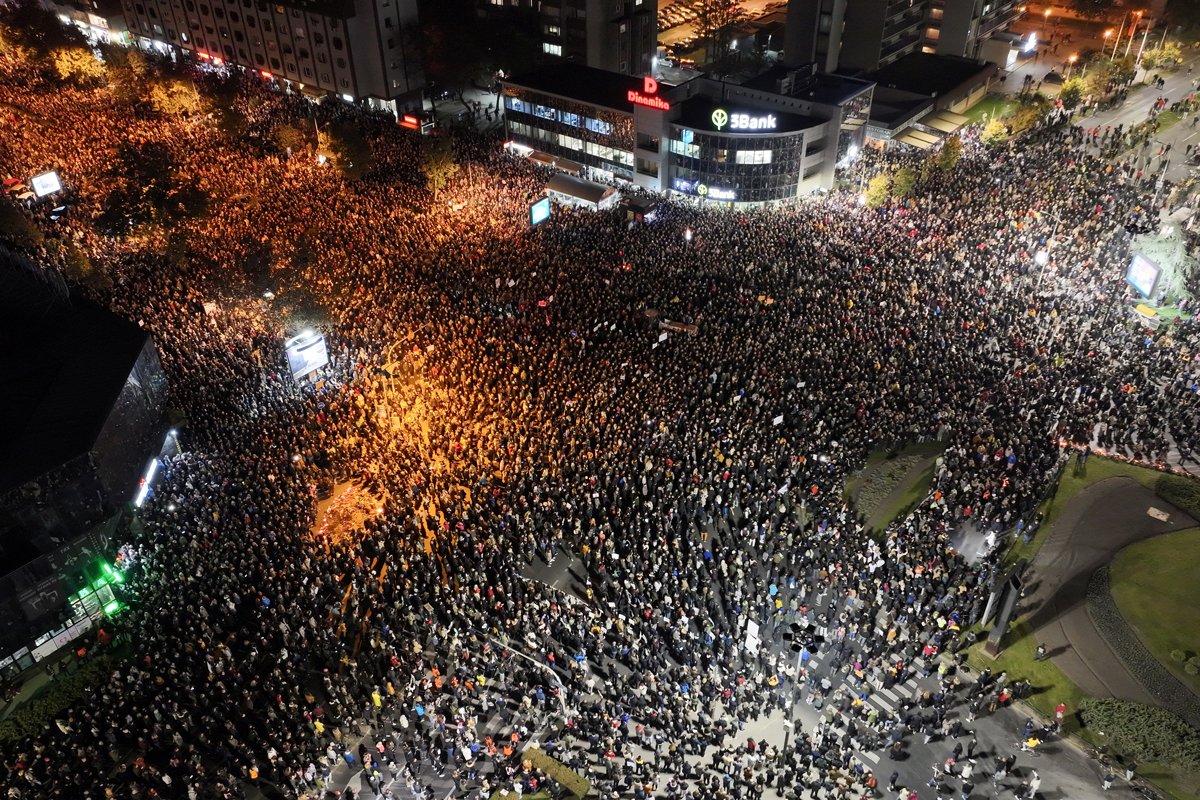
(501, 62, 873, 206)
(120, 0, 425, 112)
(479, 0, 656, 76)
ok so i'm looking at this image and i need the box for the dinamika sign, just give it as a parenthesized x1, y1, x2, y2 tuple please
(628, 77, 670, 110)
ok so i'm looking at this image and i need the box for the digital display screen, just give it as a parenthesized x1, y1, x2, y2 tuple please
(286, 331, 329, 380)
(32, 171, 62, 197)
(1126, 253, 1160, 298)
(530, 197, 551, 226)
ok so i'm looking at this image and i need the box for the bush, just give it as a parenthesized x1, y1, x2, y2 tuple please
(523, 747, 591, 799)
(1187, 661, 1200, 676)
(1155, 474, 1200, 519)
(1079, 698, 1200, 771)
(0, 655, 115, 744)
(1172, 649, 1189, 662)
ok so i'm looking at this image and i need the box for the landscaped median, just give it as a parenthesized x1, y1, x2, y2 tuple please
(508, 745, 591, 800)
(968, 453, 1200, 800)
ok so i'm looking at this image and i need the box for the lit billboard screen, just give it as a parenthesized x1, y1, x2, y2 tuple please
(530, 197, 551, 226)
(31, 170, 62, 197)
(1126, 253, 1160, 298)
(286, 331, 329, 380)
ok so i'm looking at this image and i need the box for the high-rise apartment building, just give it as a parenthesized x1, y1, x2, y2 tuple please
(924, 0, 1021, 59)
(478, 0, 656, 76)
(120, 0, 425, 112)
(785, 0, 1018, 72)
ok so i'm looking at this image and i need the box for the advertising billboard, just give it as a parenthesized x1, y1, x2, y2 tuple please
(530, 197, 551, 226)
(286, 331, 329, 381)
(31, 171, 62, 197)
(1126, 253, 1160, 298)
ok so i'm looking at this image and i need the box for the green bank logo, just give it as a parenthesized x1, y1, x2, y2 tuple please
(711, 108, 729, 130)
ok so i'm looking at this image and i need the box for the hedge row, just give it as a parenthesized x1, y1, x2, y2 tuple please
(1155, 474, 1200, 520)
(1085, 567, 1200, 728)
(524, 746, 592, 799)
(1080, 698, 1200, 772)
(0, 655, 115, 744)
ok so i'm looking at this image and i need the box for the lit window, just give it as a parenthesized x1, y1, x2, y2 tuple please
(543, 42, 562, 56)
(735, 150, 773, 165)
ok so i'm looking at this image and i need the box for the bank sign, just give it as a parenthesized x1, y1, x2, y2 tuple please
(711, 108, 777, 131)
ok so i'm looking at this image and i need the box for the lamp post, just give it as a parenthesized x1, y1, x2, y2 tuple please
(1110, 12, 1126, 59)
(1042, 7, 1051, 34)
(1065, 53, 1078, 79)
(1103, 29, 1113, 60)
(1125, 11, 1142, 60)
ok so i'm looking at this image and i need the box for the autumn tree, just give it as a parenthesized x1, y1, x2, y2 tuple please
(419, 136, 459, 197)
(50, 46, 106, 83)
(981, 118, 1007, 146)
(148, 78, 207, 116)
(936, 135, 963, 171)
(863, 174, 891, 209)
(891, 167, 917, 197)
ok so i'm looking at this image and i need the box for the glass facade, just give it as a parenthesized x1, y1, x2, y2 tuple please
(503, 88, 636, 178)
(667, 128, 814, 205)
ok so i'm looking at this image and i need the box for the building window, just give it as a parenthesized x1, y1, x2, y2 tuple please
(543, 42, 562, 56)
(269, 56, 281, 68)
(735, 150, 773, 164)
(336, 57, 346, 68)
(546, 25, 560, 35)
(332, 36, 343, 50)
(669, 139, 700, 158)
(636, 132, 659, 151)
(387, 38, 395, 48)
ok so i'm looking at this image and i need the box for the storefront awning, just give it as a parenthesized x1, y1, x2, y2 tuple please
(529, 151, 556, 166)
(895, 127, 939, 150)
(547, 173, 616, 207)
(556, 158, 584, 175)
(921, 110, 969, 134)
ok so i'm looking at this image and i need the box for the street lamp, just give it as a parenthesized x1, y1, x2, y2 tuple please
(1042, 8, 1051, 34)
(1066, 53, 1078, 79)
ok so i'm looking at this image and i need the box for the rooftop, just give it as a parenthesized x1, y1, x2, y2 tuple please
(867, 52, 995, 98)
(0, 252, 150, 493)
(742, 64, 875, 106)
(504, 62, 644, 113)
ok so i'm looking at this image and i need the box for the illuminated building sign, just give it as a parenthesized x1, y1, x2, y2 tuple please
(628, 76, 670, 111)
(674, 178, 735, 201)
(711, 108, 778, 131)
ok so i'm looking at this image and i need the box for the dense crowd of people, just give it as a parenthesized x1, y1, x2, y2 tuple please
(2, 36, 1200, 800)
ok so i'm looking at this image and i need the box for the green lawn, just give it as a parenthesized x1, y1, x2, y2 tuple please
(844, 440, 945, 534)
(1157, 110, 1183, 132)
(1109, 527, 1200, 696)
(963, 93, 1016, 124)
(978, 455, 1200, 800)
(967, 619, 1091, 737)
